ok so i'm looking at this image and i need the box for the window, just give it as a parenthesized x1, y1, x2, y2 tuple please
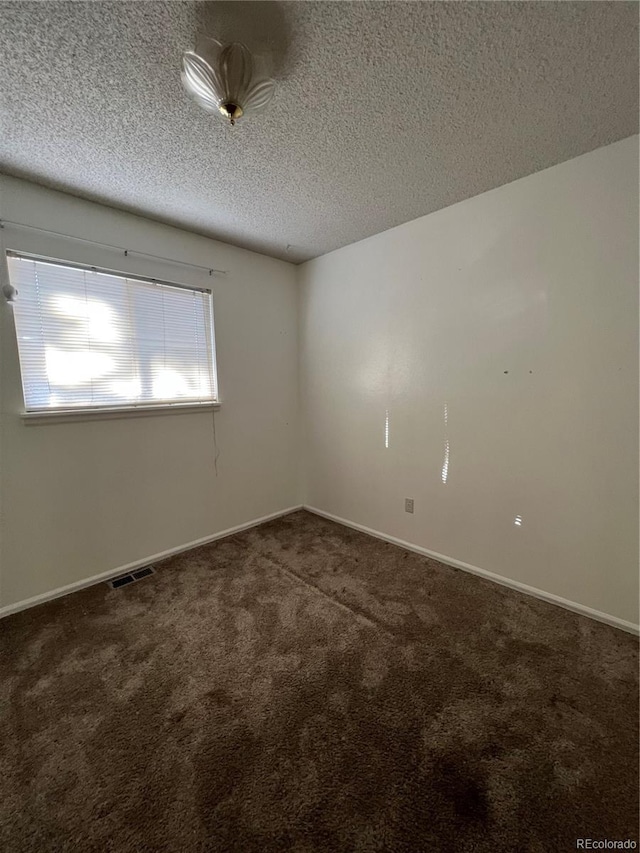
(6, 252, 218, 414)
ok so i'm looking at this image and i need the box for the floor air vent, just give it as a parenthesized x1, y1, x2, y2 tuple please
(108, 566, 155, 589)
(132, 566, 154, 580)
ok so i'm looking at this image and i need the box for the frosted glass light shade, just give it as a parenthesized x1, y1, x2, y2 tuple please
(181, 37, 275, 125)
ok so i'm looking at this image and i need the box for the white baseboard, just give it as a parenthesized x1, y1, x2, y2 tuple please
(4, 503, 637, 637)
(304, 505, 640, 636)
(0, 505, 303, 620)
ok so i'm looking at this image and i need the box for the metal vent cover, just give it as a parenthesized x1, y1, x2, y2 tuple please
(108, 565, 155, 589)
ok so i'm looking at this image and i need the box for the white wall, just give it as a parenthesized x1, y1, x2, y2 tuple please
(2, 138, 637, 627)
(299, 136, 639, 628)
(0, 175, 299, 609)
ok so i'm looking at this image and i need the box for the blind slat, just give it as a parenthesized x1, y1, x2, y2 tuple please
(8, 254, 218, 412)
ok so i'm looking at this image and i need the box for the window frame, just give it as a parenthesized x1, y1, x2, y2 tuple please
(5, 249, 221, 423)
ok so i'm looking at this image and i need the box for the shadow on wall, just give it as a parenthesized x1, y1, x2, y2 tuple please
(194, 1, 292, 79)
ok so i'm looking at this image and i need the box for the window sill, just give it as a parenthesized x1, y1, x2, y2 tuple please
(20, 402, 221, 424)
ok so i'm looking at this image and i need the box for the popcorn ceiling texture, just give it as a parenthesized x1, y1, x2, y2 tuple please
(0, 1, 638, 263)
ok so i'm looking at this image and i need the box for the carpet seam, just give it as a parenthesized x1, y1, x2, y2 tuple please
(263, 552, 399, 642)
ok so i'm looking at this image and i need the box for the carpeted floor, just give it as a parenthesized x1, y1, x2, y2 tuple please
(0, 510, 638, 853)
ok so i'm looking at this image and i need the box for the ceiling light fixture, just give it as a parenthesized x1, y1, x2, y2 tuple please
(181, 36, 275, 126)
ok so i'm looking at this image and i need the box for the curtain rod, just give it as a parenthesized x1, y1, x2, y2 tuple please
(0, 219, 228, 276)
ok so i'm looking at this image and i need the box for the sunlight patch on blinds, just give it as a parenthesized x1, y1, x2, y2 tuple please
(7, 253, 218, 412)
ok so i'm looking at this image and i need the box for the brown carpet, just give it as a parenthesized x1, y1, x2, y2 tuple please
(0, 510, 638, 852)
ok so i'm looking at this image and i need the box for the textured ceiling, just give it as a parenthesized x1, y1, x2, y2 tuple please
(0, 1, 638, 263)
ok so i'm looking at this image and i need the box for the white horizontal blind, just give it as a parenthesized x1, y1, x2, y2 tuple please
(7, 253, 218, 412)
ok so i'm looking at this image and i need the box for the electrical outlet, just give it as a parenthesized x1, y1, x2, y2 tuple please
(405, 498, 414, 514)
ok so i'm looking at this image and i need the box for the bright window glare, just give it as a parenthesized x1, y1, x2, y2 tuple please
(441, 402, 450, 483)
(152, 366, 192, 399)
(45, 347, 114, 385)
(53, 295, 119, 342)
(7, 253, 218, 412)
(441, 439, 450, 483)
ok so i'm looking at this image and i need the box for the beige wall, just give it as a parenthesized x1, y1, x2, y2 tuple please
(299, 136, 639, 628)
(0, 176, 299, 609)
